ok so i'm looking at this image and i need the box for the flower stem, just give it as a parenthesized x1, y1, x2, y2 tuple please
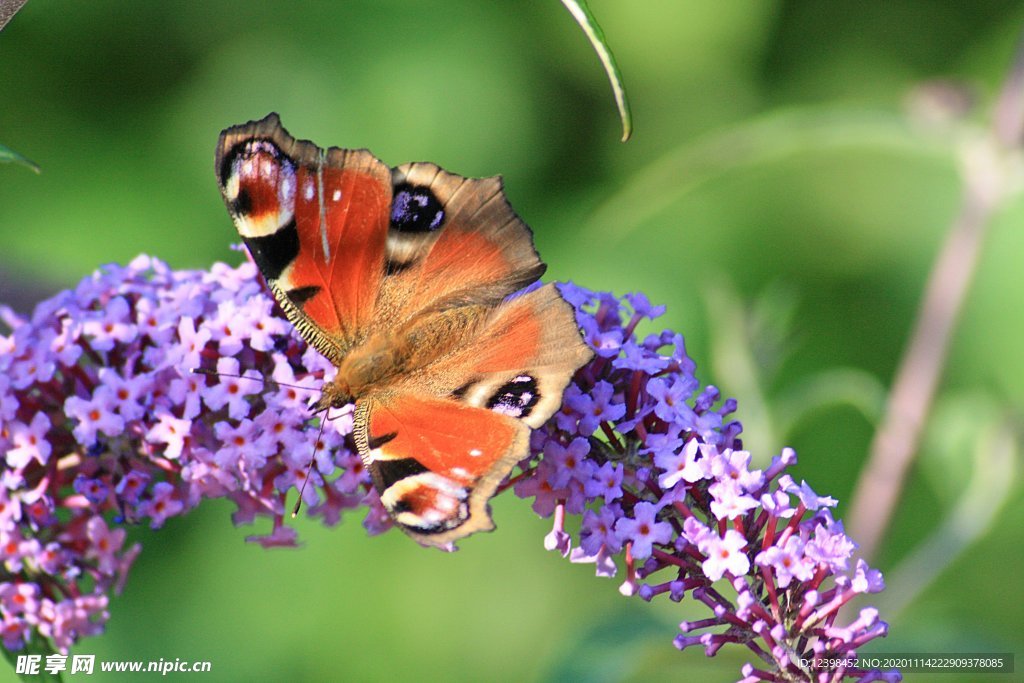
(848, 34, 1024, 560)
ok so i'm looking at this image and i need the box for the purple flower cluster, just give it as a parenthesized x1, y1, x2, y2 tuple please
(0, 255, 371, 654)
(511, 285, 901, 682)
(1, 256, 898, 681)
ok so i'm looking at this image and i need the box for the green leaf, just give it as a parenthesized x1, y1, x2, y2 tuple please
(0, 143, 41, 173)
(560, 0, 633, 141)
(2, 632, 65, 683)
(775, 368, 887, 439)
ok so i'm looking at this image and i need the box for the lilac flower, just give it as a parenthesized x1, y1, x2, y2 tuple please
(647, 376, 692, 423)
(509, 281, 900, 681)
(624, 291, 667, 320)
(581, 318, 624, 358)
(513, 459, 568, 517)
(565, 380, 625, 436)
(97, 367, 150, 422)
(73, 475, 110, 505)
(806, 512, 858, 573)
(612, 341, 670, 373)
(9, 340, 56, 390)
(577, 505, 624, 557)
(85, 517, 126, 575)
(0, 256, 370, 655)
(614, 501, 672, 560)
(756, 534, 814, 589)
(5, 413, 52, 468)
(137, 483, 184, 529)
(0, 257, 896, 681)
(114, 470, 150, 504)
(584, 462, 624, 504)
(80, 296, 137, 351)
(64, 388, 125, 445)
(653, 436, 702, 489)
(542, 438, 594, 488)
(699, 528, 751, 581)
(167, 370, 204, 419)
(149, 410, 194, 460)
(708, 479, 760, 520)
(169, 317, 211, 370)
(783, 476, 839, 510)
(710, 448, 764, 492)
(1, 614, 28, 651)
(0, 583, 38, 618)
(201, 357, 261, 420)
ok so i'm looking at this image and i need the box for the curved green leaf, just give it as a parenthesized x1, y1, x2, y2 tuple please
(0, 143, 40, 174)
(560, 0, 632, 141)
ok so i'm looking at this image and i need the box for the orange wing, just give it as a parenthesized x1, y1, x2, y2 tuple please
(358, 395, 529, 547)
(377, 163, 545, 324)
(358, 284, 592, 547)
(216, 114, 549, 361)
(216, 114, 391, 363)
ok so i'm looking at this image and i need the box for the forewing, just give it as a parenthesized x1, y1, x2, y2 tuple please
(216, 113, 392, 364)
(370, 163, 547, 330)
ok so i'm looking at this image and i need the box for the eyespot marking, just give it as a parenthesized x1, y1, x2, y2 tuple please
(486, 374, 540, 418)
(390, 183, 445, 233)
(379, 472, 470, 534)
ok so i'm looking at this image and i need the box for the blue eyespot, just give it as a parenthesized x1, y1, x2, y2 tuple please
(390, 184, 445, 232)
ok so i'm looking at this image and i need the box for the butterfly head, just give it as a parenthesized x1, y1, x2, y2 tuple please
(311, 377, 354, 413)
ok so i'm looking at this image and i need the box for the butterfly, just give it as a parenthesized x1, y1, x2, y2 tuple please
(214, 113, 593, 548)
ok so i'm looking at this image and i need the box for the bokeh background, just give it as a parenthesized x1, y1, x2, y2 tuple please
(2, 1, 1023, 681)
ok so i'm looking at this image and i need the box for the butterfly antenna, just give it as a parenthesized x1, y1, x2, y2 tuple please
(190, 367, 320, 393)
(292, 409, 329, 517)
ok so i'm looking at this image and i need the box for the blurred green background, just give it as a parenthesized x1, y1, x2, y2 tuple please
(2, 1, 1023, 681)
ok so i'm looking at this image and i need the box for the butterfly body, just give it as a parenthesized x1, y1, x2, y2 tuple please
(318, 301, 490, 409)
(215, 114, 591, 547)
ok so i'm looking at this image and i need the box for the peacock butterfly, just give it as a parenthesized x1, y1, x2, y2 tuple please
(214, 113, 592, 548)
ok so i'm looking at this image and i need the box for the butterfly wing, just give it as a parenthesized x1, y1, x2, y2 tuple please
(216, 113, 392, 364)
(375, 162, 546, 324)
(357, 284, 593, 547)
(357, 394, 530, 547)
(216, 114, 549, 361)
(215, 114, 593, 548)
